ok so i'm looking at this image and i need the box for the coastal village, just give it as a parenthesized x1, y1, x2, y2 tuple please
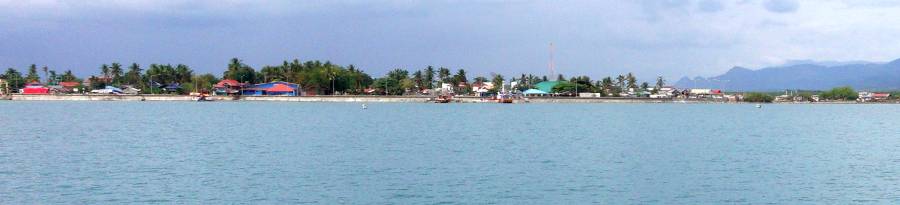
(0, 59, 897, 103)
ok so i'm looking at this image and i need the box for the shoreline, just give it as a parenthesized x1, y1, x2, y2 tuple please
(2, 94, 897, 104)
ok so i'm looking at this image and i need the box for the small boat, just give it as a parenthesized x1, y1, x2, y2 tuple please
(497, 93, 514, 103)
(433, 95, 451, 103)
(196, 94, 213, 102)
(755, 104, 762, 108)
(362, 103, 368, 109)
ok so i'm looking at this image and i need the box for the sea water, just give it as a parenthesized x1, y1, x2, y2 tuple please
(1, 101, 899, 204)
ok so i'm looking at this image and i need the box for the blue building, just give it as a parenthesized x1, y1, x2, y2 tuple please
(241, 81, 301, 96)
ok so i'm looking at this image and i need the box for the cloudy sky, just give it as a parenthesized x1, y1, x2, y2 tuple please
(2, 0, 900, 80)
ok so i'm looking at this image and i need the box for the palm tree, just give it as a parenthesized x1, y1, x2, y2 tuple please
(25, 64, 39, 83)
(48, 70, 57, 85)
(100, 64, 110, 83)
(175, 64, 193, 84)
(490, 73, 504, 92)
(625, 72, 637, 89)
(42, 66, 49, 84)
(655, 76, 665, 89)
(438, 67, 451, 83)
(127, 63, 142, 87)
(110, 63, 123, 84)
(615, 75, 626, 90)
(424, 66, 435, 89)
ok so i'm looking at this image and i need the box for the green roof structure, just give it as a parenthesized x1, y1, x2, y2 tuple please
(534, 81, 561, 93)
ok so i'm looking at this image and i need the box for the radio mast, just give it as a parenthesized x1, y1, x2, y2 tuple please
(549, 42, 556, 78)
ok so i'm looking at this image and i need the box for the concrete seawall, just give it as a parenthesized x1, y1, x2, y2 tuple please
(4, 94, 731, 103)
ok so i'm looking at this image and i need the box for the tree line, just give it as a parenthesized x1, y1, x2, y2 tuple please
(2, 58, 668, 96)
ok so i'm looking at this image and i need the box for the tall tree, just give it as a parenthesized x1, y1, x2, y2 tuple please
(48, 70, 57, 85)
(454, 69, 468, 83)
(224, 58, 257, 84)
(100, 64, 110, 79)
(490, 73, 504, 93)
(412, 70, 424, 90)
(615, 75, 626, 90)
(424, 66, 435, 89)
(25, 64, 40, 83)
(655, 76, 665, 89)
(126, 63, 143, 88)
(601, 77, 614, 96)
(174, 64, 193, 84)
(110, 63, 123, 84)
(626, 72, 637, 89)
(61, 70, 78, 82)
(438, 67, 451, 83)
(4, 68, 24, 90)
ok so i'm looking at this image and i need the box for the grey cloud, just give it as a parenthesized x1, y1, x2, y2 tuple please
(764, 0, 798, 13)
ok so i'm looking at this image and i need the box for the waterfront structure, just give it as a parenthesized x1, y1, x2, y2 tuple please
(241, 81, 301, 96)
(213, 79, 244, 96)
(21, 82, 50, 95)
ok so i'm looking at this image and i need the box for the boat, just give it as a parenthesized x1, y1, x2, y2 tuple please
(433, 95, 452, 103)
(497, 93, 514, 103)
(196, 95, 213, 101)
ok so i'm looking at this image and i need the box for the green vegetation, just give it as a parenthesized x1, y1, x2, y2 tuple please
(1, 58, 669, 97)
(743, 92, 774, 102)
(820, 86, 857, 101)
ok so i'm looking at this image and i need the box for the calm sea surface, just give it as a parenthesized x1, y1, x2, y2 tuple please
(1, 101, 899, 204)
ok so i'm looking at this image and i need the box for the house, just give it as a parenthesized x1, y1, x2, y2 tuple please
(649, 87, 678, 98)
(242, 81, 301, 96)
(90, 86, 124, 94)
(161, 83, 182, 93)
(471, 82, 494, 96)
(54, 81, 81, 93)
(21, 82, 50, 95)
(213, 79, 244, 96)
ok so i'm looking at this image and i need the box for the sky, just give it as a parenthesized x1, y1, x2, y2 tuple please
(2, 0, 900, 81)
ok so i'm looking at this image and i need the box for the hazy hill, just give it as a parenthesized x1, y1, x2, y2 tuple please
(675, 59, 900, 91)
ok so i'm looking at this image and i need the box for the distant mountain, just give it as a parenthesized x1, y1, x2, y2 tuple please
(675, 59, 900, 91)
